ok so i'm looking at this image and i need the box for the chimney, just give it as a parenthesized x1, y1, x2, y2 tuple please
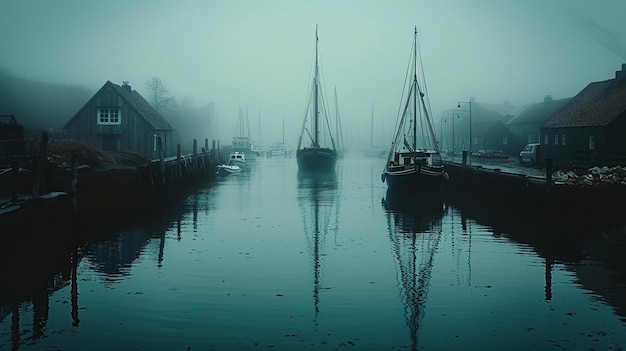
(544, 94, 552, 103)
(614, 64, 626, 81)
(122, 81, 131, 92)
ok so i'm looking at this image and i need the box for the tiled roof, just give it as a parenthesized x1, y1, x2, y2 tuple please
(108, 81, 174, 130)
(542, 78, 626, 128)
(507, 97, 572, 125)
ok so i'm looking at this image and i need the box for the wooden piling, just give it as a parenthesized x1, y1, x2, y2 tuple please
(70, 150, 78, 216)
(11, 159, 18, 203)
(32, 132, 48, 199)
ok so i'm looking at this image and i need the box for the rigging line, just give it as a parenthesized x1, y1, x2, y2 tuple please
(297, 81, 315, 149)
(394, 36, 417, 141)
(298, 29, 320, 149)
(316, 43, 337, 150)
(414, 29, 439, 153)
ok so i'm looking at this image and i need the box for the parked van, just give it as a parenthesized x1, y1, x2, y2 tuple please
(519, 143, 540, 165)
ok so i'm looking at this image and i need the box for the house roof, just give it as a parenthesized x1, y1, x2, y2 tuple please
(107, 81, 173, 130)
(542, 73, 626, 128)
(507, 96, 572, 126)
(0, 114, 19, 125)
(65, 81, 173, 131)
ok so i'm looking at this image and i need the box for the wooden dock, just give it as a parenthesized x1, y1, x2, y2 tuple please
(444, 159, 626, 221)
(1, 136, 226, 235)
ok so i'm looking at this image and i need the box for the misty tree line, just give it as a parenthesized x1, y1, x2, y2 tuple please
(0, 69, 93, 134)
(0, 70, 216, 153)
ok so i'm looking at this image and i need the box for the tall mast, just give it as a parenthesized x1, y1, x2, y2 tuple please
(314, 24, 320, 148)
(413, 26, 417, 150)
(370, 101, 374, 148)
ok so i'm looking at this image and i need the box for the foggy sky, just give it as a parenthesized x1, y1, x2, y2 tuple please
(1, 0, 625, 147)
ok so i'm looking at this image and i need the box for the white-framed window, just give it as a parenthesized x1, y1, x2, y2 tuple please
(544, 134, 549, 145)
(589, 136, 595, 150)
(562, 134, 566, 145)
(97, 108, 121, 125)
(503, 137, 508, 145)
(528, 135, 535, 143)
(555, 135, 559, 145)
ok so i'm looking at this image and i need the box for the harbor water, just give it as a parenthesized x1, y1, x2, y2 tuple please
(2, 155, 626, 350)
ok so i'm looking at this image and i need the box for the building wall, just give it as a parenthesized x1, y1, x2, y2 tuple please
(542, 126, 609, 168)
(65, 85, 172, 158)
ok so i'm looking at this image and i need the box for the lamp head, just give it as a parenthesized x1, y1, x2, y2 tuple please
(457, 103, 461, 108)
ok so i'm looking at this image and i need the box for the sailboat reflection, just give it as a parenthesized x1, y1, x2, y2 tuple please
(382, 189, 445, 349)
(297, 170, 339, 329)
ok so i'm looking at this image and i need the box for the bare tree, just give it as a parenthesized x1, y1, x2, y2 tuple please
(145, 77, 177, 116)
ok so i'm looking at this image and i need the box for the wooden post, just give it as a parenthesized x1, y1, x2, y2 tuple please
(205, 139, 209, 152)
(70, 150, 78, 217)
(41, 132, 48, 193)
(11, 159, 19, 203)
(31, 153, 40, 199)
(158, 137, 165, 187)
(31, 132, 49, 198)
(193, 139, 197, 155)
(177, 144, 182, 181)
(545, 158, 553, 202)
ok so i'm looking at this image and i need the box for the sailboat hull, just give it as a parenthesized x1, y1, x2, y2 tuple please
(296, 147, 337, 173)
(383, 165, 445, 194)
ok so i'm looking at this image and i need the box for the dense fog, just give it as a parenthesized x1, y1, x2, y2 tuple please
(1, 0, 624, 149)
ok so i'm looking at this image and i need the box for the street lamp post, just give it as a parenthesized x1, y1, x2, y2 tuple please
(451, 113, 461, 158)
(457, 100, 472, 164)
(442, 113, 460, 159)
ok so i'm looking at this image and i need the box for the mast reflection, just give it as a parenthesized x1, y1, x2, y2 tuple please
(382, 189, 445, 350)
(297, 170, 339, 329)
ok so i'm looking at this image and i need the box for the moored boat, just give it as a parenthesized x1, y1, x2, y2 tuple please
(382, 27, 446, 193)
(228, 151, 247, 168)
(296, 25, 338, 174)
(216, 164, 241, 176)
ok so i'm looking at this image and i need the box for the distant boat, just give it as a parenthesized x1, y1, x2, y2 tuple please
(296, 25, 338, 173)
(381, 27, 446, 193)
(270, 119, 288, 157)
(231, 106, 259, 160)
(364, 101, 387, 158)
(216, 164, 241, 176)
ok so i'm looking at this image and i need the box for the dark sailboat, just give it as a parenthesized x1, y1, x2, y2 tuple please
(381, 27, 445, 193)
(296, 25, 338, 174)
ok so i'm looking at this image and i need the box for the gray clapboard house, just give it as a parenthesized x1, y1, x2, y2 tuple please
(64, 81, 174, 158)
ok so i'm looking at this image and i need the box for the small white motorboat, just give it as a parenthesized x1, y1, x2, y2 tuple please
(228, 151, 247, 167)
(216, 164, 241, 176)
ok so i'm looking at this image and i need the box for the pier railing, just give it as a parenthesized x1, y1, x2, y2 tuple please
(133, 138, 224, 193)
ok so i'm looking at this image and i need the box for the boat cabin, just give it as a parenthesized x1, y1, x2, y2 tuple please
(389, 150, 441, 171)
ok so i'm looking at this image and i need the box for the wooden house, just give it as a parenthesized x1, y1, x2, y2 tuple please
(64, 81, 174, 158)
(505, 95, 572, 156)
(470, 120, 518, 157)
(541, 64, 626, 169)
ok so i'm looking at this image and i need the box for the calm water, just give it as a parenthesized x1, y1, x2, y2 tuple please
(2, 155, 626, 350)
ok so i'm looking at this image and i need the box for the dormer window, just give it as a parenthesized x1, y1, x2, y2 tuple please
(98, 108, 121, 125)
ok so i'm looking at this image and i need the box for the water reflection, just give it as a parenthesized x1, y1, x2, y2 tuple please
(451, 196, 626, 321)
(0, 196, 188, 350)
(0, 245, 80, 351)
(297, 170, 339, 329)
(382, 190, 445, 350)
